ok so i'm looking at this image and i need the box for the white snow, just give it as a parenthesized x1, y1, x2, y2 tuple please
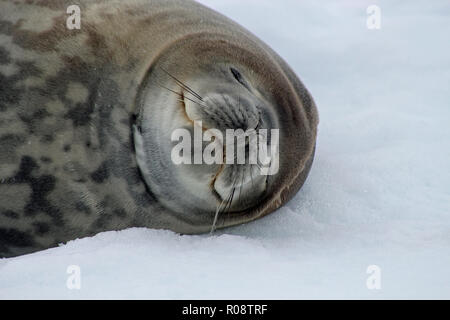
(1, 0, 449, 299)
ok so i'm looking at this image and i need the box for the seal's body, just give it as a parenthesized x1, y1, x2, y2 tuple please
(0, 0, 318, 257)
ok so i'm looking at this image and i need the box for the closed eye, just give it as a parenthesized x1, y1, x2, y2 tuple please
(230, 67, 249, 88)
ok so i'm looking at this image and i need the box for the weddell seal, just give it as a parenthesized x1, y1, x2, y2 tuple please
(0, 0, 318, 257)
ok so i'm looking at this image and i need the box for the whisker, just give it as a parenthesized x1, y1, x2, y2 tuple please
(210, 174, 239, 234)
(210, 187, 232, 234)
(225, 186, 236, 222)
(210, 204, 222, 235)
(250, 164, 257, 188)
(160, 67, 204, 101)
(210, 96, 234, 125)
(157, 82, 209, 109)
(237, 166, 245, 206)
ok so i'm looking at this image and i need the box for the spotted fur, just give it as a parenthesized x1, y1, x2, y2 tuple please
(0, 0, 183, 257)
(0, 0, 319, 257)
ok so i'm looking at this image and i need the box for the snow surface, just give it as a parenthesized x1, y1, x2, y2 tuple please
(1, 0, 449, 299)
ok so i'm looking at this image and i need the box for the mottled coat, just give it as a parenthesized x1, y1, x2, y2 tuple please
(0, 0, 318, 257)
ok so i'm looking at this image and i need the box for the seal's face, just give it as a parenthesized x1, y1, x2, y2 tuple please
(182, 66, 280, 211)
(134, 62, 280, 229)
(131, 29, 318, 233)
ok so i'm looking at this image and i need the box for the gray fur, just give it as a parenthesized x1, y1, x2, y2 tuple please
(0, 0, 318, 257)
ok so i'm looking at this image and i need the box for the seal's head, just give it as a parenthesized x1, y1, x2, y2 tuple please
(133, 33, 318, 233)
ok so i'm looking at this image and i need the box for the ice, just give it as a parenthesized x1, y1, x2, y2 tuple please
(1, 0, 449, 299)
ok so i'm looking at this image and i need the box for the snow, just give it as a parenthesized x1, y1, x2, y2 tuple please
(1, 0, 449, 299)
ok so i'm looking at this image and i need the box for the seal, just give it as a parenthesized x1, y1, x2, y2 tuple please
(0, 0, 318, 257)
